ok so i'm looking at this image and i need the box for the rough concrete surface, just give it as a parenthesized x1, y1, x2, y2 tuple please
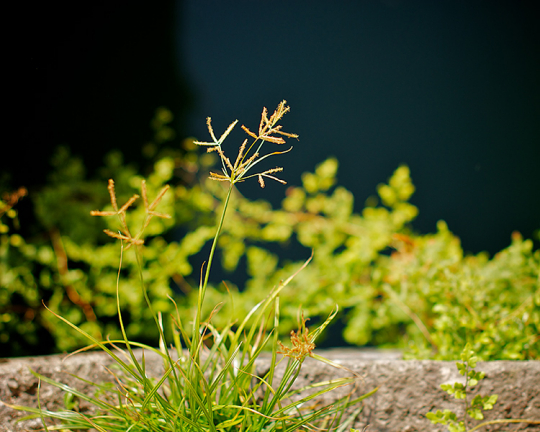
(0, 348, 538, 431)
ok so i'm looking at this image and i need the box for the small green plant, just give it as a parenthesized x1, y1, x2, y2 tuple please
(426, 344, 540, 431)
(6, 101, 377, 431)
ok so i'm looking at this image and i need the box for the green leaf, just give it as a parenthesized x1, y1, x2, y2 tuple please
(448, 421, 466, 432)
(483, 394, 498, 410)
(455, 389, 467, 399)
(467, 407, 484, 420)
(426, 409, 459, 425)
(426, 411, 445, 424)
(441, 383, 454, 393)
(470, 394, 482, 405)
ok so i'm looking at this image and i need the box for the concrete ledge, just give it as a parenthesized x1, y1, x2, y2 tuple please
(0, 349, 538, 431)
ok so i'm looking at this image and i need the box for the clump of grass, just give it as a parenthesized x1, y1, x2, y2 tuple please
(7, 101, 376, 431)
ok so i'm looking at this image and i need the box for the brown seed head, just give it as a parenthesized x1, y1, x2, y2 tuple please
(277, 313, 315, 361)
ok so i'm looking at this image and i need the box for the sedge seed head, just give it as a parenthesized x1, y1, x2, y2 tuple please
(91, 179, 171, 247)
(195, 101, 297, 188)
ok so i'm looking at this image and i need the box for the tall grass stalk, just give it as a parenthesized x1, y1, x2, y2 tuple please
(6, 101, 376, 431)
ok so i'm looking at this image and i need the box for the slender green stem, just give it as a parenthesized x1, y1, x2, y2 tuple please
(463, 361, 470, 431)
(192, 182, 234, 344)
(188, 182, 234, 423)
(469, 419, 540, 432)
(201, 183, 234, 301)
(134, 246, 182, 414)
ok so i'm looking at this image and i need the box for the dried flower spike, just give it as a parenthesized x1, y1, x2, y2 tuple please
(195, 100, 297, 188)
(277, 313, 315, 361)
(90, 179, 139, 217)
(141, 180, 171, 219)
(0, 187, 27, 217)
(91, 179, 170, 248)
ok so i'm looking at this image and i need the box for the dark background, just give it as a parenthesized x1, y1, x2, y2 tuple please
(6, 0, 540, 256)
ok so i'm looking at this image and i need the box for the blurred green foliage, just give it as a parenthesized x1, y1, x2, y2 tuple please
(1, 109, 538, 359)
(195, 159, 539, 360)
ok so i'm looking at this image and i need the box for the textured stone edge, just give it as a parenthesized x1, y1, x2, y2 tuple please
(0, 349, 538, 431)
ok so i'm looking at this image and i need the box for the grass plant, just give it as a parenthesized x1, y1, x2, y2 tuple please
(6, 101, 376, 431)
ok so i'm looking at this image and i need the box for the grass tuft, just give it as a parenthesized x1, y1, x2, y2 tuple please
(7, 101, 376, 431)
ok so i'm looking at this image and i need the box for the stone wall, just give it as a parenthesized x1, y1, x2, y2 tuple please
(1, 349, 538, 431)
